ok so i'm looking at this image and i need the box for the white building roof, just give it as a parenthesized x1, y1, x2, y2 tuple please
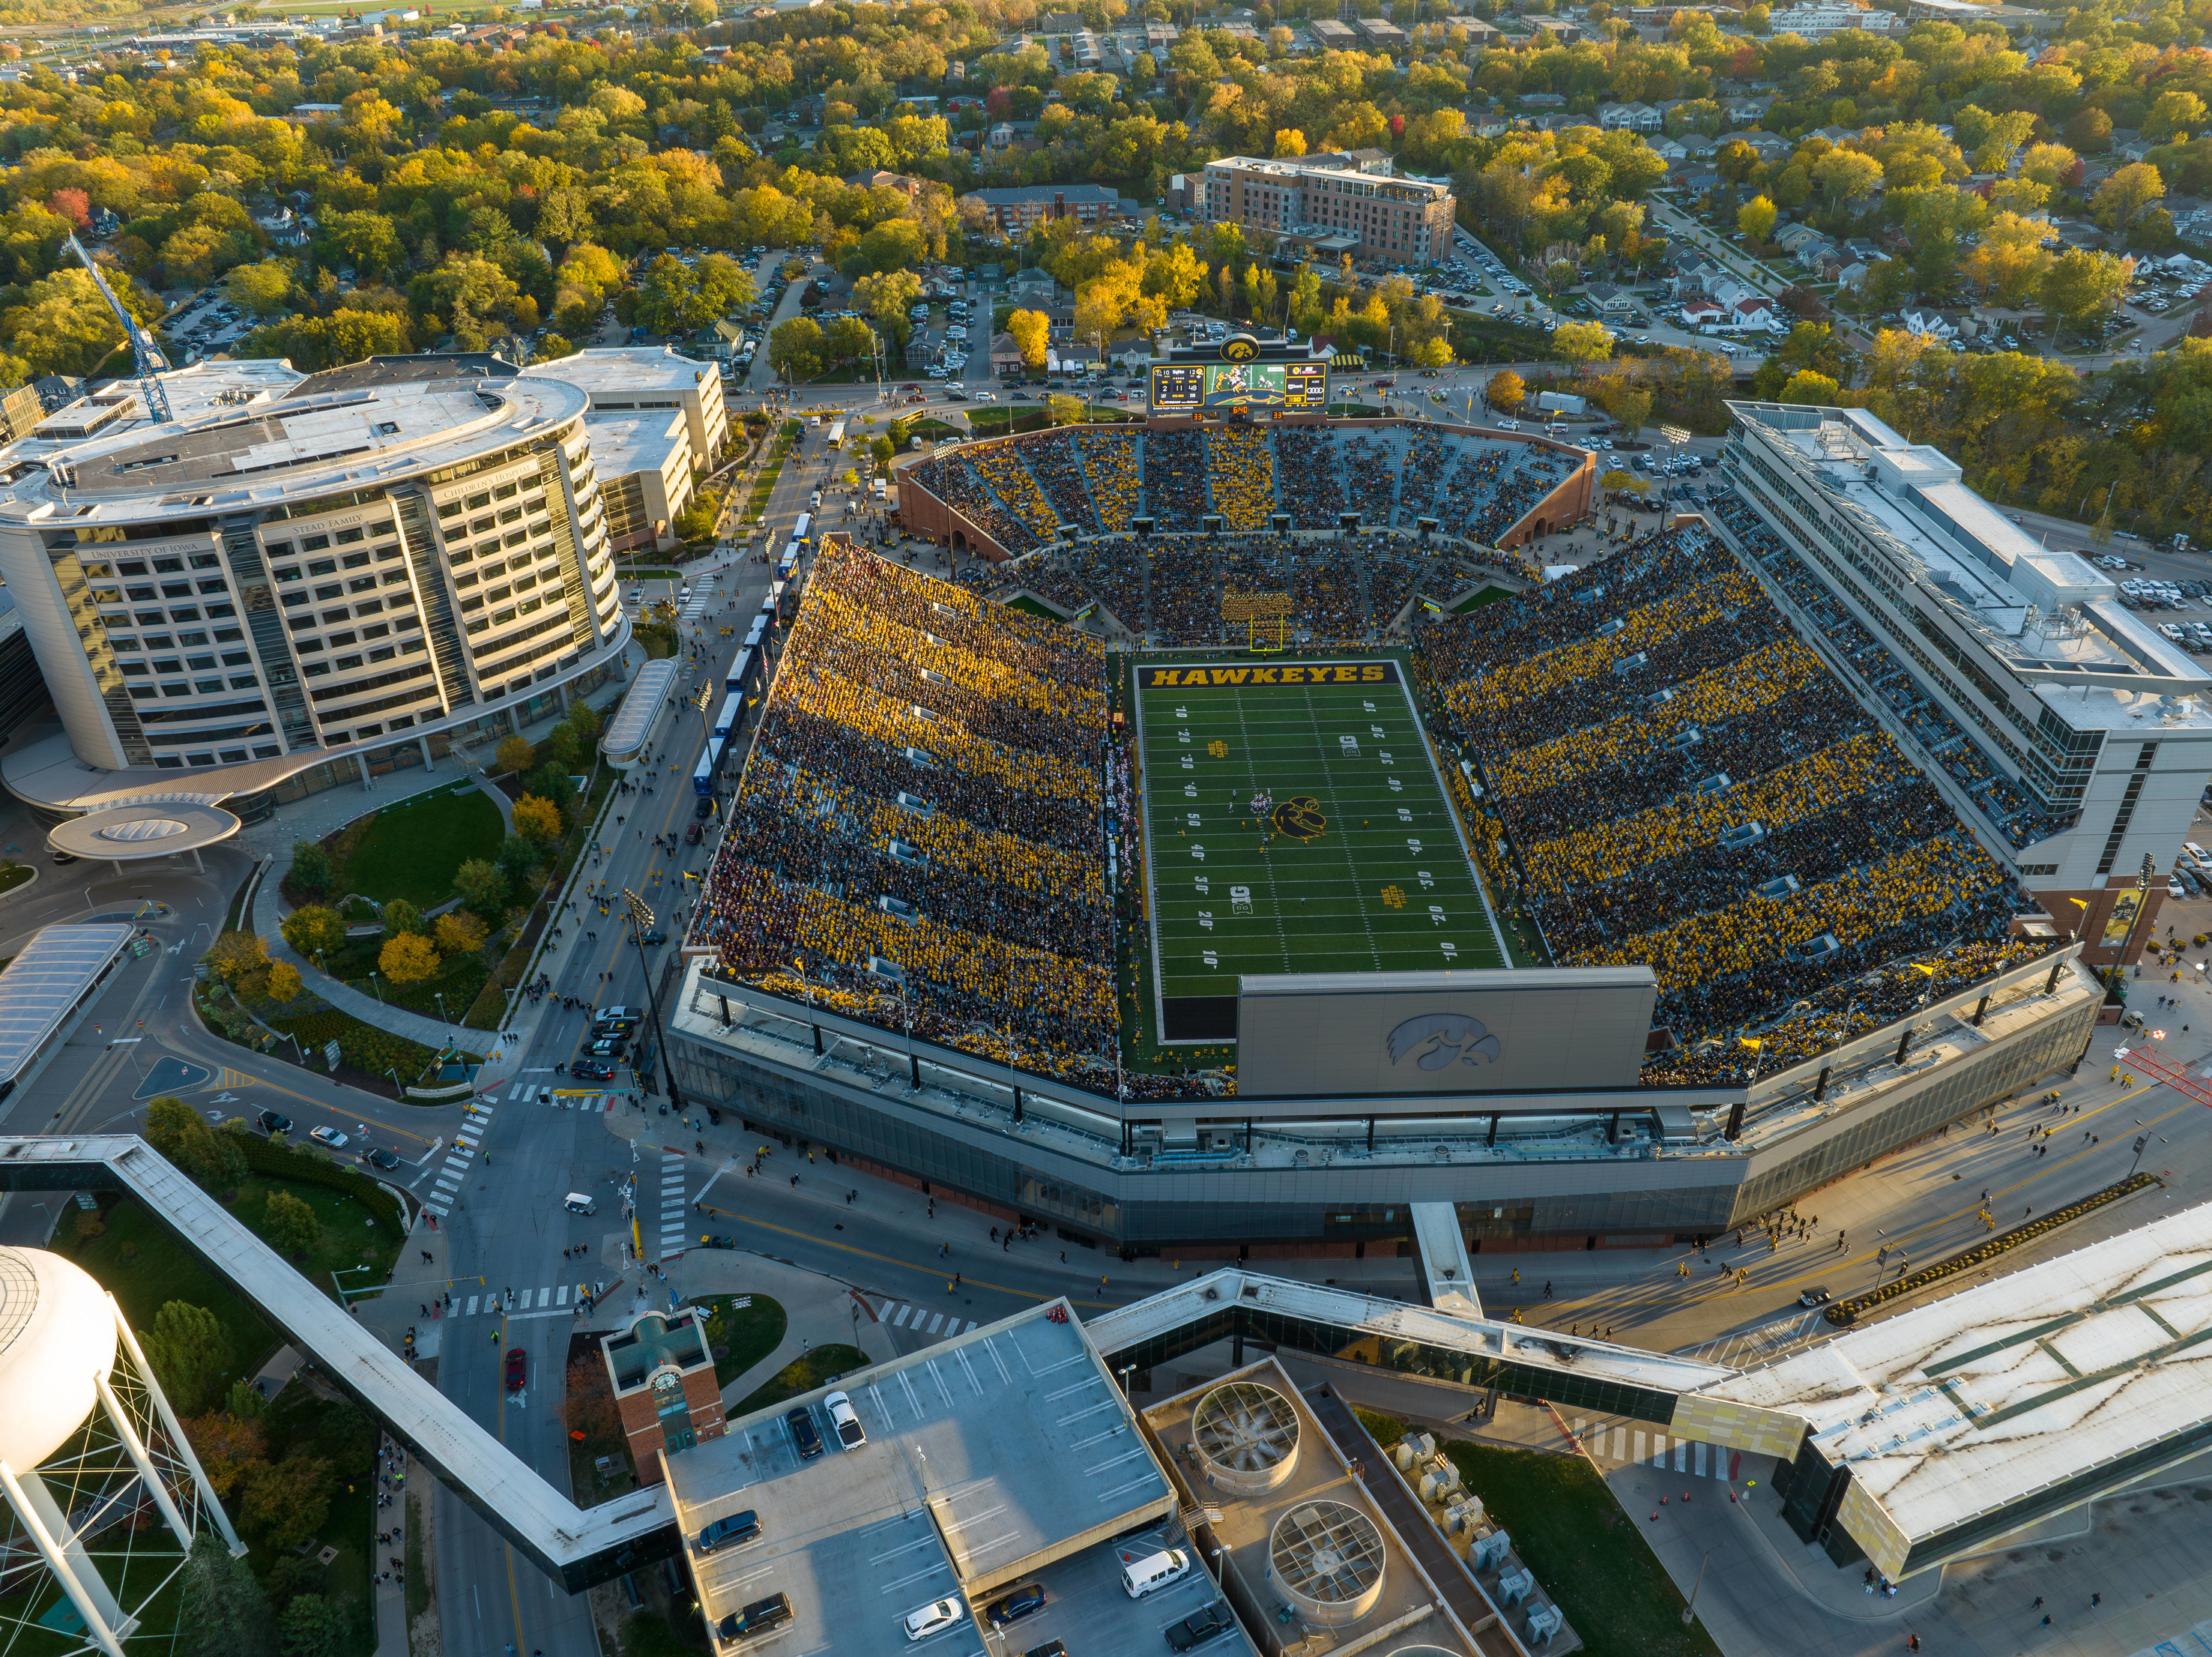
(0, 925, 135, 1087)
(1696, 1198, 2212, 1561)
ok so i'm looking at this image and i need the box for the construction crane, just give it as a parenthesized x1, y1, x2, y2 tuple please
(58, 231, 173, 424)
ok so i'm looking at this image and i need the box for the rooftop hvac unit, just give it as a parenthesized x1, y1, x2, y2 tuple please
(1191, 1380, 1301, 1494)
(1497, 1566, 1535, 1608)
(1268, 1500, 1386, 1629)
(1525, 1604, 1565, 1644)
(1469, 1528, 1512, 1572)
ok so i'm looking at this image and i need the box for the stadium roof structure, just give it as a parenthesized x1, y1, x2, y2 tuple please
(0, 925, 135, 1097)
(1694, 1196, 2212, 1578)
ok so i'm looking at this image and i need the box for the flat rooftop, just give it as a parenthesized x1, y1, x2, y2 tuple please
(1738, 402, 2212, 709)
(1693, 1197, 2212, 1563)
(574, 407, 688, 480)
(531, 347, 718, 401)
(1142, 1359, 1490, 1656)
(665, 1301, 1176, 1657)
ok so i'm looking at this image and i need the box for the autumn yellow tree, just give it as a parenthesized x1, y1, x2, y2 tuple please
(494, 734, 534, 774)
(265, 960, 303, 1003)
(1963, 212, 2056, 307)
(1737, 195, 1778, 244)
(205, 931, 269, 986)
(513, 794, 563, 842)
(1552, 321, 1616, 375)
(378, 932, 439, 986)
(433, 911, 489, 955)
(1006, 309, 1050, 372)
(1486, 369, 1526, 411)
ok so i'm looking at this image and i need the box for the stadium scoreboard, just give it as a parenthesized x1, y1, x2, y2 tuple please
(1149, 332, 1328, 416)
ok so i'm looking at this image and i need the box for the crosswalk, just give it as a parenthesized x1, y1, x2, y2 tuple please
(448, 1284, 593, 1318)
(656, 1153, 690, 1258)
(1574, 1418, 1744, 1483)
(504, 1084, 615, 1112)
(875, 1299, 979, 1343)
(421, 1102, 495, 1219)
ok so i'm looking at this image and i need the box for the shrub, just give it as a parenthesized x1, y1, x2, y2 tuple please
(280, 906, 348, 960)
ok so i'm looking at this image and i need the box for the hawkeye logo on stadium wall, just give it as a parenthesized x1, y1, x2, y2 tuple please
(1271, 796, 1327, 840)
(1388, 1014, 1503, 1072)
(1143, 663, 1400, 689)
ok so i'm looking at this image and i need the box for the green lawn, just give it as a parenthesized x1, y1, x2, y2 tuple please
(1442, 1439, 1723, 1657)
(728, 1344, 869, 1416)
(1136, 657, 1504, 1045)
(342, 787, 503, 908)
(1454, 585, 1514, 612)
(698, 1293, 788, 1386)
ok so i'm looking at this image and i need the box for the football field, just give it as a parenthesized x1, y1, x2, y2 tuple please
(1135, 658, 1508, 1045)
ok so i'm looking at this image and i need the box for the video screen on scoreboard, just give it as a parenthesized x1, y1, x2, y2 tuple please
(1149, 361, 1329, 413)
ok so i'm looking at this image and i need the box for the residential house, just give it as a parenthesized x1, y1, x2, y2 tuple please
(1737, 131, 1793, 163)
(1600, 101, 1663, 133)
(847, 169, 923, 200)
(1774, 222, 1831, 261)
(1835, 259, 1872, 291)
(987, 122, 1018, 151)
(1732, 294, 1783, 331)
(905, 326, 946, 370)
(1585, 283, 1634, 315)
(1679, 297, 1725, 327)
(1649, 136, 1688, 165)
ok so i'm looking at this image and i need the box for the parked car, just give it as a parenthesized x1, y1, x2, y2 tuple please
(309, 1126, 348, 1149)
(256, 1109, 294, 1135)
(903, 1599, 966, 1641)
(718, 1594, 794, 1643)
(985, 1584, 1047, 1628)
(824, 1389, 866, 1449)
(786, 1406, 824, 1460)
(1165, 1603, 1236, 1651)
(587, 1036, 628, 1059)
(1798, 1287, 1833, 1307)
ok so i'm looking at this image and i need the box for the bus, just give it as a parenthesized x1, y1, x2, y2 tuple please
(712, 692, 743, 739)
(725, 645, 758, 698)
(791, 511, 812, 546)
(826, 421, 845, 450)
(743, 616, 767, 656)
(691, 737, 722, 797)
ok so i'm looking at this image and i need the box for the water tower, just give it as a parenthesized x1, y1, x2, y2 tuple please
(0, 1248, 242, 1656)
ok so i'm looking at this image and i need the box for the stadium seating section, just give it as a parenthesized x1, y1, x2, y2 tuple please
(1416, 523, 2041, 1075)
(695, 543, 1119, 1086)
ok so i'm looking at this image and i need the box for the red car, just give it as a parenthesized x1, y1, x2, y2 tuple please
(504, 1347, 526, 1390)
(685, 820, 703, 845)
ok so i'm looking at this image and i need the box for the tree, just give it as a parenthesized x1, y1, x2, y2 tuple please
(1813, 150, 1883, 209)
(177, 1536, 277, 1657)
(145, 1098, 245, 1192)
(494, 734, 534, 774)
(288, 839, 332, 894)
(453, 858, 507, 911)
(633, 253, 708, 336)
(434, 911, 489, 955)
(1596, 381, 1653, 435)
(2093, 163, 2165, 241)
(1006, 308, 1050, 371)
(1487, 369, 1526, 411)
(378, 932, 439, 986)
(513, 794, 563, 842)
(279, 906, 347, 961)
(206, 931, 270, 986)
(2145, 91, 2207, 145)
(265, 961, 303, 1004)
(1781, 369, 1842, 403)
(143, 1301, 232, 1414)
(262, 1189, 321, 1257)
(853, 269, 923, 339)
(243, 1449, 332, 1552)
(1738, 195, 1778, 243)
(182, 1412, 268, 1499)
(276, 1595, 347, 1657)
(495, 834, 540, 887)
(2040, 247, 2133, 337)
(767, 316, 826, 384)
(381, 898, 424, 938)
(1553, 321, 1616, 375)
(1046, 393, 1086, 426)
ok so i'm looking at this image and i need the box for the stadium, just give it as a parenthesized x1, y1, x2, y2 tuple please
(668, 404, 2116, 1257)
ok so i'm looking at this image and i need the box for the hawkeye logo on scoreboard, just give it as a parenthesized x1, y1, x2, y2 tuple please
(1219, 333, 1261, 363)
(1143, 661, 1400, 689)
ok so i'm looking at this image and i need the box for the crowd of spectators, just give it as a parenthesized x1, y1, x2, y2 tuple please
(900, 425, 1580, 557)
(1418, 524, 2031, 1059)
(697, 543, 1120, 1086)
(1715, 490, 2078, 853)
(1148, 535, 1222, 644)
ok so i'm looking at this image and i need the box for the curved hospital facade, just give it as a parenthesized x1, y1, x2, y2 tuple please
(0, 355, 644, 823)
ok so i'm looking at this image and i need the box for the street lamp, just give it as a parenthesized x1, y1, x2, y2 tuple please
(369, 971, 384, 1003)
(625, 888, 686, 1114)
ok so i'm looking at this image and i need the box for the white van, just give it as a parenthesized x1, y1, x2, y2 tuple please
(563, 1193, 596, 1215)
(2187, 841, 2212, 872)
(1121, 1549, 1191, 1599)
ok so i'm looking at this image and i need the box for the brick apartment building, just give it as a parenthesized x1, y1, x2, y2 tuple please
(602, 1309, 725, 1482)
(960, 184, 1125, 235)
(1197, 153, 1455, 263)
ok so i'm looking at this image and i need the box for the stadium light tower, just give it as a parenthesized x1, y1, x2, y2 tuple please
(623, 888, 687, 1114)
(0, 1248, 243, 1657)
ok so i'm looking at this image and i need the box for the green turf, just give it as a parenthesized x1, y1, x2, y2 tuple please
(1135, 658, 1505, 1045)
(342, 787, 504, 907)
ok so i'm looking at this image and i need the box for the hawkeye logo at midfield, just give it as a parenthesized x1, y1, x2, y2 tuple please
(1271, 796, 1327, 840)
(1144, 663, 1397, 688)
